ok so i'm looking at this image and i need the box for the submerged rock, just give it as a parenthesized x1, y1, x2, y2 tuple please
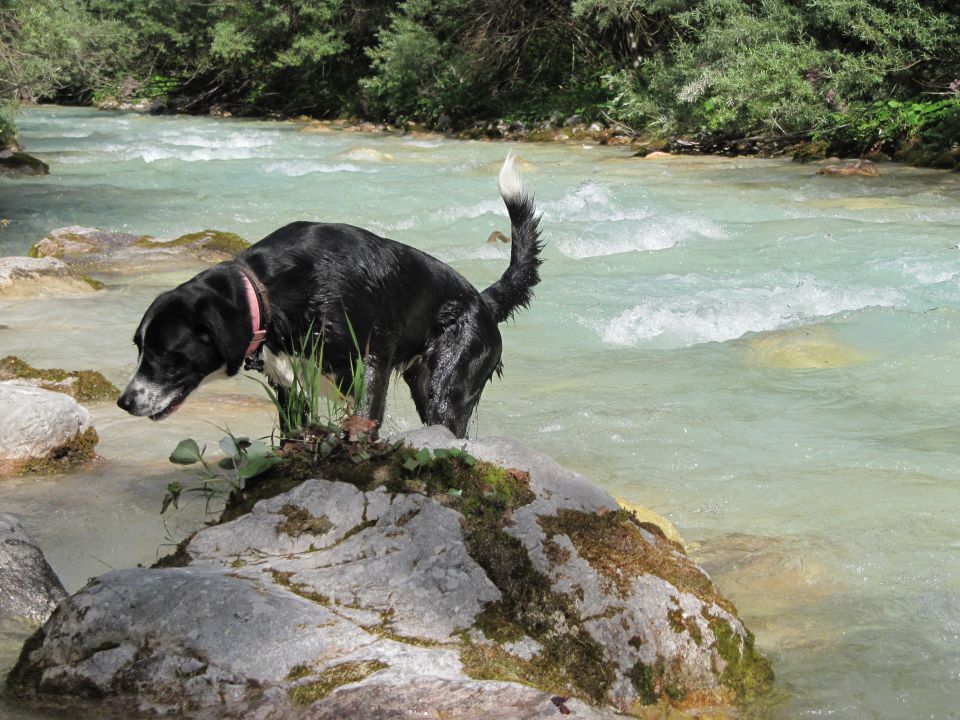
(336, 147, 394, 162)
(742, 325, 870, 369)
(0, 257, 103, 298)
(0, 514, 66, 626)
(0, 150, 48, 176)
(27, 226, 249, 273)
(0, 382, 98, 475)
(817, 159, 880, 177)
(7, 428, 771, 717)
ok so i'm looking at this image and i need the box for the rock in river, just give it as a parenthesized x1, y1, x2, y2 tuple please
(0, 257, 103, 299)
(0, 382, 98, 475)
(27, 227, 249, 273)
(0, 514, 67, 626)
(6, 427, 772, 718)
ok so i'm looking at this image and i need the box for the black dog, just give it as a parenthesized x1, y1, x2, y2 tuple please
(117, 155, 542, 438)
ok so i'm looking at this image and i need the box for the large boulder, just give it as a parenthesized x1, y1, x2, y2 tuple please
(0, 382, 98, 475)
(27, 227, 249, 273)
(0, 257, 103, 299)
(7, 428, 771, 718)
(0, 515, 66, 626)
(0, 150, 48, 176)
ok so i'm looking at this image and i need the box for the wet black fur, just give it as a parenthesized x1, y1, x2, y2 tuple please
(119, 190, 542, 438)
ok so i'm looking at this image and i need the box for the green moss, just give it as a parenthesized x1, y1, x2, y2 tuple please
(540, 509, 736, 615)
(0, 356, 119, 402)
(629, 660, 658, 705)
(26, 244, 42, 259)
(18, 426, 99, 475)
(270, 569, 332, 605)
(275, 503, 333, 539)
(79, 274, 105, 291)
(704, 612, 774, 704)
(135, 229, 249, 257)
(459, 638, 575, 697)
(667, 600, 703, 646)
(286, 663, 315, 681)
(287, 660, 388, 704)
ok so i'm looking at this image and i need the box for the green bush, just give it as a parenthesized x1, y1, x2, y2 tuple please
(0, 101, 18, 147)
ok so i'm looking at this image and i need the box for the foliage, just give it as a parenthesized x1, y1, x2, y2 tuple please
(164, 432, 282, 515)
(0, 0, 129, 103)
(821, 97, 960, 154)
(253, 321, 366, 441)
(6, 0, 958, 153)
(0, 100, 17, 146)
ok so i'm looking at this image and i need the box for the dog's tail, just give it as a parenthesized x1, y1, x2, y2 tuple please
(481, 153, 544, 323)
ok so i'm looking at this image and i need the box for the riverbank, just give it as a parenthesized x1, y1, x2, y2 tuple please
(85, 96, 960, 170)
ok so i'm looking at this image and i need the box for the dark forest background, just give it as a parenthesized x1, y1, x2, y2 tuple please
(2, 0, 959, 157)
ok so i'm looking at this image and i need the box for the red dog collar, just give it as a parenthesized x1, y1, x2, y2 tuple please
(236, 265, 271, 357)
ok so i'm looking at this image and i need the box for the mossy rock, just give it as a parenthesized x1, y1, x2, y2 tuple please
(28, 226, 249, 272)
(791, 139, 830, 163)
(0, 150, 48, 176)
(16, 426, 99, 476)
(137, 229, 250, 257)
(0, 356, 119, 402)
(0, 256, 104, 298)
(18, 428, 771, 717)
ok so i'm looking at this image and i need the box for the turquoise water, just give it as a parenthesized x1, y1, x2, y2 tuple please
(3, 105, 960, 717)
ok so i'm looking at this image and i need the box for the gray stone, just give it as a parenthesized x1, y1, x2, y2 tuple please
(0, 382, 97, 473)
(0, 514, 67, 625)
(0, 257, 101, 298)
(9, 430, 770, 718)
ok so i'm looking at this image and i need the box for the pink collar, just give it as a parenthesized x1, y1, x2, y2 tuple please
(237, 266, 270, 357)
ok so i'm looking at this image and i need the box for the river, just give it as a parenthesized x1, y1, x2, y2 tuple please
(2, 105, 960, 718)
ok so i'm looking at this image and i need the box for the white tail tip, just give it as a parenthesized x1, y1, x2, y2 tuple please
(497, 151, 526, 203)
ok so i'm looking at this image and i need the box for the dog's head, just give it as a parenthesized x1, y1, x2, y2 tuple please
(118, 274, 250, 420)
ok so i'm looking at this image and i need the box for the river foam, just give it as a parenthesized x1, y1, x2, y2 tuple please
(595, 273, 902, 347)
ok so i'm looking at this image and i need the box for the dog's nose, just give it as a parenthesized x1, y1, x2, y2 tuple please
(117, 390, 134, 414)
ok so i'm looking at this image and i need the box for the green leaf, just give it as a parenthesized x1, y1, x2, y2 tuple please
(245, 439, 271, 459)
(402, 458, 421, 472)
(169, 439, 203, 465)
(433, 448, 449, 459)
(161, 482, 182, 514)
(463, 454, 476, 467)
(415, 448, 432, 465)
(218, 457, 236, 470)
(447, 488, 462, 498)
(237, 455, 282, 480)
(219, 436, 238, 457)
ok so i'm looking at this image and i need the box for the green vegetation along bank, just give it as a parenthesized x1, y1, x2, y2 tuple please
(2, 0, 959, 162)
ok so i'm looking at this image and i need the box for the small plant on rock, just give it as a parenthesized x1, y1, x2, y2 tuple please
(164, 430, 281, 515)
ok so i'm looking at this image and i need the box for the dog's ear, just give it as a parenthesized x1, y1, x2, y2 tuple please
(197, 296, 249, 376)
